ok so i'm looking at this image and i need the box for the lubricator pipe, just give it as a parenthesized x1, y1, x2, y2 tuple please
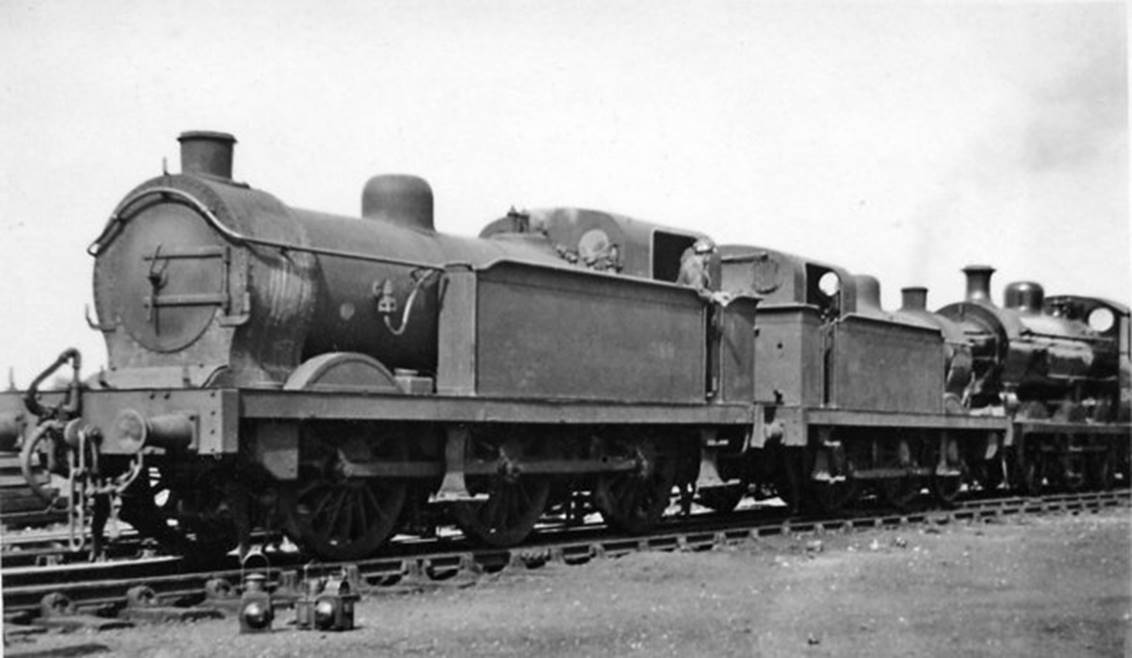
(383, 269, 441, 336)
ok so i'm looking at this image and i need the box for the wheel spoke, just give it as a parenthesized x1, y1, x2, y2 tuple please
(497, 489, 513, 529)
(486, 495, 505, 529)
(341, 491, 358, 542)
(326, 489, 348, 535)
(307, 486, 333, 519)
(505, 488, 521, 528)
(362, 484, 386, 525)
(499, 487, 517, 527)
(354, 490, 369, 535)
(296, 481, 323, 500)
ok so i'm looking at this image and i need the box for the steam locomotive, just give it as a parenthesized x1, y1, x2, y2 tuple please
(2, 132, 1127, 560)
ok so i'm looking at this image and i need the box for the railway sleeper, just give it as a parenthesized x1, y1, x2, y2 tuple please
(120, 584, 224, 625)
(31, 592, 134, 632)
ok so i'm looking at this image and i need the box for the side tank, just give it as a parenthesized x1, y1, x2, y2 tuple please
(895, 286, 973, 405)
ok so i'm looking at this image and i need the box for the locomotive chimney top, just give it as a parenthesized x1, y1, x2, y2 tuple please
(362, 174, 435, 232)
(962, 265, 995, 304)
(900, 287, 928, 311)
(178, 131, 236, 180)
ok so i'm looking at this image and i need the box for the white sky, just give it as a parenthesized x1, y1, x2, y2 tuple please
(0, 1, 1127, 385)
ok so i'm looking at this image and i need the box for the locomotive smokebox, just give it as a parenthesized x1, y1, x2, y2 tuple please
(1003, 281, 1044, 314)
(900, 287, 928, 311)
(178, 131, 237, 180)
(962, 265, 995, 304)
(362, 174, 435, 232)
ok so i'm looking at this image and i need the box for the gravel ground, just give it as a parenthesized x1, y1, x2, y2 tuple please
(5, 506, 1129, 657)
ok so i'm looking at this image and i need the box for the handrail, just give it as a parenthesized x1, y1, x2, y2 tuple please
(87, 186, 447, 272)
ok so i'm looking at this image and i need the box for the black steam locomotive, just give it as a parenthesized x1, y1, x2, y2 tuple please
(3, 132, 1127, 560)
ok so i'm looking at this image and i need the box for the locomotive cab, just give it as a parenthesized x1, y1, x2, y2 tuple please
(719, 245, 854, 315)
(478, 207, 718, 287)
(719, 245, 848, 408)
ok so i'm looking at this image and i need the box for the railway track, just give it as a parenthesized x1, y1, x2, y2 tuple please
(3, 488, 1126, 626)
(0, 484, 1093, 565)
(1, 529, 145, 568)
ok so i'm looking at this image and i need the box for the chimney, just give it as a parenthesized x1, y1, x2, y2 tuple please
(1003, 281, 1044, 313)
(962, 265, 995, 304)
(361, 174, 435, 232)
(178, 131, 236, 180)
(900, 286, 928, 311)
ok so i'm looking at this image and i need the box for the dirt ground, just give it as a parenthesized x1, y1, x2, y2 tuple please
(5, 506, 1130, 657)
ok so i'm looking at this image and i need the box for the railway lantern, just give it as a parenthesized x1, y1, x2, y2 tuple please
(238, 573, 273, 634)
(313, 576, 359, 631)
